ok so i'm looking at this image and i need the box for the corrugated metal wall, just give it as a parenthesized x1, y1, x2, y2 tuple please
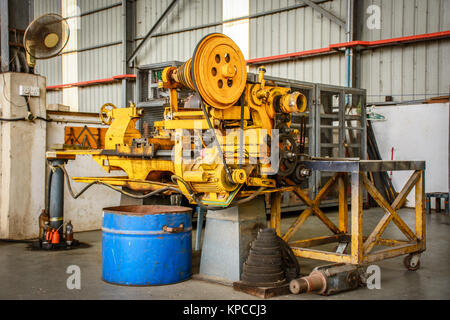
(35, 0, 449, 110)
(34, 0, 123, 112)
(77, 0, 122, 112)
(247, 0, 449, 103)
(34, 0, 62, 106)
(360, 0, 450, 103)
(249, 0, 348, 86)
(35, 0, 222, 112)
(135, 0, 222, 65)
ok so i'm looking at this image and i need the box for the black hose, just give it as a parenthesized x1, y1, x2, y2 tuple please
(25, 96, 52, 121)
(24, 95, 31, 113)
(0, 97, 51, 122)
(0, 117, 26, 121)
(50, 163, 182, 200)
(35, 116, 52, 122)
(200, 100, 234, 183)
(0, 116, 51, 122)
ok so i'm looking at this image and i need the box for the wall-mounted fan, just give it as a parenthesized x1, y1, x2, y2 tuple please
(23, 13, 70, 68)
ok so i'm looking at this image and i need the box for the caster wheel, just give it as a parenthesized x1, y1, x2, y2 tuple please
(403, 254, 421, 271)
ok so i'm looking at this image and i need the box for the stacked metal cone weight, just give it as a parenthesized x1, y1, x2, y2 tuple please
(241, 228, 287, 287)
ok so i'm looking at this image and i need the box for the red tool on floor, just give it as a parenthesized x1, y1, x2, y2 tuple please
(390, 147, 394, 181)
(51, 229, 60, 244)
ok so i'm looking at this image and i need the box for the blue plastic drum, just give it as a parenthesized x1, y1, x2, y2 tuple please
(102, 205, 192, 286)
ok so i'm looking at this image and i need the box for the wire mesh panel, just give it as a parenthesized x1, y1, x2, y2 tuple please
(314, 84, 367, 203)
(136, 65, 367, 212)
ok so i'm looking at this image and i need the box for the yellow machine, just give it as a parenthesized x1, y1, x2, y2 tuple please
(47, 33, 426, 277)
(48, 33, 310, 208)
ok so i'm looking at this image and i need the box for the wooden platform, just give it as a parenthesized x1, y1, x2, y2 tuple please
(232, 281, 291, 299)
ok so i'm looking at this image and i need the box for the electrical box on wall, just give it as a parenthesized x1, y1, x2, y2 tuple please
(19, 85, 40, 97)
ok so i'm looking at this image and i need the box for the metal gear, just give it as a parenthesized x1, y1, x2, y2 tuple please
(278, 134, 299, 177)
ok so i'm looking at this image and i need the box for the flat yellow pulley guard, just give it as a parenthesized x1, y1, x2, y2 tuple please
(192, 33, 247, 109)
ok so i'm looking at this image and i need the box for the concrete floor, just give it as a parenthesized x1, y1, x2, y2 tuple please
(0, 208, 449, 300)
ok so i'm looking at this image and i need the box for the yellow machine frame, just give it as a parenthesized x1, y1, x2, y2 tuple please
(47, 33, 310, 207)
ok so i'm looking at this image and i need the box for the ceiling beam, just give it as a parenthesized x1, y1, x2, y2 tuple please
(299, 0, 346, 28)
(127, 0, 179, 66)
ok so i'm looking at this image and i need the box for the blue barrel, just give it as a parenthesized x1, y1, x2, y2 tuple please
(102, 205, 192, 286)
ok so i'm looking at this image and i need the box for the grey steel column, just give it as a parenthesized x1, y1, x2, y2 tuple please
(49, 159, 67, 236)
(1, 0, 9, 72)
(122, 0, 135, 107)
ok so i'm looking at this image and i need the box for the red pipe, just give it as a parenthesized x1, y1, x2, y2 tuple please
(46, 30, 449, 89)
(247, 30, 450, 64)
(46, 74, 136, 91)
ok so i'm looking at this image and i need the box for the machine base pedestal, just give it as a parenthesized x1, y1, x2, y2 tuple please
(198, 197, 267, 283)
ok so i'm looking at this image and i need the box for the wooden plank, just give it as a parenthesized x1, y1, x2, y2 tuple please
(312, 207, 341, 234)
(362, 173, 416, 241)
(338, 173, 349, 233)
(313, 172, 340, 204)
(350, 172, 363, 264)
(362, 171, 420, 254)
(376, 239, 411, 247)
(282, 208, 313, 242)
(232, 281, 291, 299)
(293, 186, 314, 207)
(415, 171, 426, 244)
(363, 244, 422, 264)
(392, 171, 422, 209)
(288, 234, 347, 248)
(291, 247, 352, 264)
(64, 126, 107, 149)
(270, 192, 282, 236)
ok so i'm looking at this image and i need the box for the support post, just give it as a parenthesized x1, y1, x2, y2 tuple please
(49, 159, 67, 237)
(195, 206, 206, 251)
(0, 0, 9, 72)
(415, 171, 426, 245)
(270, 192, 282, 236)
(338, 173, 349, 233)
(122, 0, 135, 107)
(350, 172, 363, 264)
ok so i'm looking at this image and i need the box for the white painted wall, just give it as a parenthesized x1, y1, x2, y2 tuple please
(371, 103, 449, 207)
(46, 113, 121, 233)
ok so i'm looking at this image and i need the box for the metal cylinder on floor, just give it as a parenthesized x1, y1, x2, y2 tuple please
(102, 205, 192, 286)
(49, 159, 66, 236)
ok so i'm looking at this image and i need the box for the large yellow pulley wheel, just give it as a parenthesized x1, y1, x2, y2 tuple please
(191, 33, 247, 109)
(99, 103, 117, 125)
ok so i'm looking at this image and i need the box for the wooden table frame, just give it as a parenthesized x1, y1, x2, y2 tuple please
(270, 160, 426, 265)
